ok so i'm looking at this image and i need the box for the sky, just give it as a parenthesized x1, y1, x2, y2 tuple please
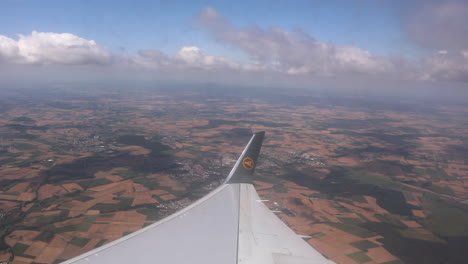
(0, 0, 467, 94)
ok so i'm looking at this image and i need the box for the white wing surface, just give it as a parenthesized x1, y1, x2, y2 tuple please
(62, 131, 335, 264)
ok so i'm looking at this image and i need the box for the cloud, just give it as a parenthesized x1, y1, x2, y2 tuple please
(0, 31, 111, 65)
(420, 50, 468, 82)
(0, 30, 242, 71)
(196, 7, 403, 78)
(131, 49, 173, 68)
(132, 46, 239, 70)
(0, 35, 19, 62)
(176, 46, 235, 68)
(407, 1, 468, 51)
(197, 7, 468, 83)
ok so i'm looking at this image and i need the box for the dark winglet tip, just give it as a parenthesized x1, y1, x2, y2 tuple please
(255, 131, 266, 137)
(226, 131, 265, 184)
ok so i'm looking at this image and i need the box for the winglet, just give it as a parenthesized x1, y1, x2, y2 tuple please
(224, 131, 265, 184)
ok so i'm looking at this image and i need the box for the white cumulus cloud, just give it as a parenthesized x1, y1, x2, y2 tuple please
(0, 35, 20, 62)
(0, 31, 111, 65)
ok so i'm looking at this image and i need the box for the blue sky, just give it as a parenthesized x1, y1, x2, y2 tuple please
(1, 0, 414, 56)
(0, 0, 467, 89)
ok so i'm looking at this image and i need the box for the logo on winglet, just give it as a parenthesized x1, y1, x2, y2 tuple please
(242, 157, 254, 170)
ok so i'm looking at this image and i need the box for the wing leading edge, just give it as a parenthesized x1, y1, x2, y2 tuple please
(62, 131, 335, 264)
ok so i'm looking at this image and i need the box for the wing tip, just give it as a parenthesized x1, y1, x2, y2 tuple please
(226, 131, 265, 184)
(254, 130, 265, 137)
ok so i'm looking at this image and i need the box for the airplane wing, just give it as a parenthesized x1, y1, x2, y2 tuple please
(62, 131, 335, 264)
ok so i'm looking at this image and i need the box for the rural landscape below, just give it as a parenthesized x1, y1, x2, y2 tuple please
(0, 85, 467, 264)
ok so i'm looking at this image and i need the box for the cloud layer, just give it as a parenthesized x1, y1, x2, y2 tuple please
(0, 5, 467, 85)
(197, 8, 398, 77)
(196, 7, 468, 82)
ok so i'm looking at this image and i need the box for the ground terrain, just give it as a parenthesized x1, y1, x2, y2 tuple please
(0, 86, 467, 264)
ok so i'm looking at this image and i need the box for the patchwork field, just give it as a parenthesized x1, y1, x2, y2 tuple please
(0, 86, 467, 263)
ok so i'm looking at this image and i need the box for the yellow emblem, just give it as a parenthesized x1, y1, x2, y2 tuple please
(242, 157, 254, 170)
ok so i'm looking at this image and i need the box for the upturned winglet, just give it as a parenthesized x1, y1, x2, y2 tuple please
(225, 131, 265, 184)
